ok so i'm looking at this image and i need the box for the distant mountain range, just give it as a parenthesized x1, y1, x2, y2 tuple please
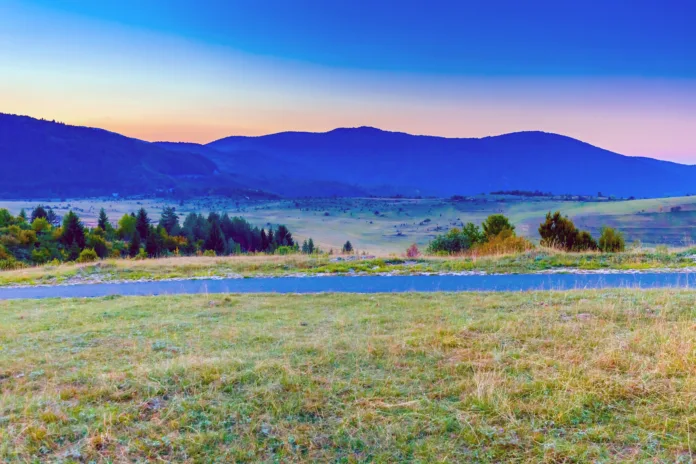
(2, 113, 695, 199)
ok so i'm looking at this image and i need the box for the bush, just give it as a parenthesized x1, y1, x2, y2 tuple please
(275, 246, 295, 255)
(482, 215, 515, 240)
(203, 249, 217, 257)
(472, 229, 534, 256)
(538, 211, 597, 251)
(76, 248, 99, 263)
(342, 241, 354, 254)
(427, 228, 472, 254)
(0, 258, 24, 270)
(598, 227, 625, 252)
(406, 244, 420, 258)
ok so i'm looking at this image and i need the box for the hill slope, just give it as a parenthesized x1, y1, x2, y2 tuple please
(208, 127, 696, 198)
(0, 114, 270, 199)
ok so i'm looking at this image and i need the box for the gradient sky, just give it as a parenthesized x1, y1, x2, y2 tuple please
(1, 0, 695, 161)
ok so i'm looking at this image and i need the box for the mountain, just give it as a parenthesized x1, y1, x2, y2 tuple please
(3, 113, 696, 199)
(207, 127, 696, 198)
(0, 114, 273, 199)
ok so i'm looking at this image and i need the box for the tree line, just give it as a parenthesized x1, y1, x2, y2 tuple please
(427, 212, 625, 254)
(0, 206, 310, 269)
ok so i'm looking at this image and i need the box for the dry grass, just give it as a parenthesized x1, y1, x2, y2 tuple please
(1, 290, 696, 461)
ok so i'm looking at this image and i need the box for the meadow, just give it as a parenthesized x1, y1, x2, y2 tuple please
(1, 290, 695, 462)
(2, 194, 696, 255)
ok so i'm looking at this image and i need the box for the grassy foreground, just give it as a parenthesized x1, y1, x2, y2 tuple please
(1, 291, 695, 462)
(3, 247, 696, 287)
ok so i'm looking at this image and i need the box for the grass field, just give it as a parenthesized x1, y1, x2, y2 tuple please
(2, 290, 696, 462)
(3, 248, 696, 287)
(3, 195, 696, 254)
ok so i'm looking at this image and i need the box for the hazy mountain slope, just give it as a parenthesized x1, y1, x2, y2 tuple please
(0, 114, 272, 199)
(155, 141, 370, 197)
(209, 127, 696, 197)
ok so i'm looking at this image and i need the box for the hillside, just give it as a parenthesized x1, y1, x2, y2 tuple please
(208, 127, 696, 198)
(3, 114, 696, 199)
(0, 114, 270, 199)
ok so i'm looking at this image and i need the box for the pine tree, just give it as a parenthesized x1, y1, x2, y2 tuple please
(145, 226, 162, 257)
(342, 240, 353, 254)
(18, 209, 27, 222)
(260, 228, 268, 251)
(276, 225, 293, 246)
(267, 229, 275, 251)
(97, 208, 110, 231)
(60, 211, 86, 250)
(205, 220, 227, 255)
(159, 207, 180, 235)
(129, 230, 141, 257)
(302, 239, 309, 254)
(307, 238, 315, 254)
(31, 205, 48, 223)
(135, 208, 150, 240)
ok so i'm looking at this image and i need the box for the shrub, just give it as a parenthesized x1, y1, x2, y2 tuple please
(427, 228, 472, 254)
(203, 249, 217, 257)
(472, 229, 534, 256)
(406, 243, 420, 258)
(598, 227, 625, 252)
(0, 258, 24, 271)
(482, 215, 515, 240)
(538, 211, 597, 251)
(275, 246, 295, 255)
(76, 248, 99, 263)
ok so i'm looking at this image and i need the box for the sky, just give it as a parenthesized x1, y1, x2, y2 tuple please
(0, 0, 695, 161)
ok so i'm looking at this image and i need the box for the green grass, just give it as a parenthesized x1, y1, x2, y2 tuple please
(2, 291, 696, 462)
(2, 248, 696, 287)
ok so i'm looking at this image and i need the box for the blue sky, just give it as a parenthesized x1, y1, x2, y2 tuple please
(1, 0, 694, 160)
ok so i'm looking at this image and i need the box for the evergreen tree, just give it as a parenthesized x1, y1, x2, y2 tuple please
(145, 225, 163, 257)
(342, 240, 353, 254)
(129, 230, 141, 257)
(267, 229, 275, 251)
(18, 209, 27, 222)
(204, 220, 227, 255)
(276, 225, 294, 246)
(60, 211, 86, 250)
(97, 208, 110, 231)
(307, 238, 315, 254)
(30, 205, 48, 223)
(135, 208, 150, 240)
(302, 239, 309, 254)
(260, 228, 268, 251)
(159, 207, 180, 235)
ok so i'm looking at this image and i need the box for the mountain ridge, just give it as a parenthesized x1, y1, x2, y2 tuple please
(2, 113, 695, 199)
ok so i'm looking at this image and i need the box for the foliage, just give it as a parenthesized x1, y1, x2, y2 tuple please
(472, 229, 534, 255)
(342, 240, 354, 254)
(538, 211, 597, 251)
(406, 243, 421, 258)
(482, 214, 515, 239)
(76, 248, 99, 263)
(599, 226, 625, 252)
(427, 228, 473, 254)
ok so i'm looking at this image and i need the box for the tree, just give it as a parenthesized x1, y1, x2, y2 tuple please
(18, 209, 27, 222)
(135, 208, 150, 240)
(117, 214, 137, 241)
(159, 207, 180, 235)
(538, 211, 597, 251)
(145, 225, 164, 257)
(276, 225, 294, 247)
(260, 228, 268, 251)
(205, 220, 227, 255)
(598, 227, 625, 252)
(129, 230, 141, 257)
(60, 211, 86, 251)
(97, 208, 111, 231)
(307, 238, 315, 254)
(461, 222, 485, 245)
(538, 211, 579, 250)
(482, 214, 515, 240)
(302, 239, 309, 254)
(427, 227, 472, 254)
(30, 205, 48, 223)
(342, 240, 354, 254)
